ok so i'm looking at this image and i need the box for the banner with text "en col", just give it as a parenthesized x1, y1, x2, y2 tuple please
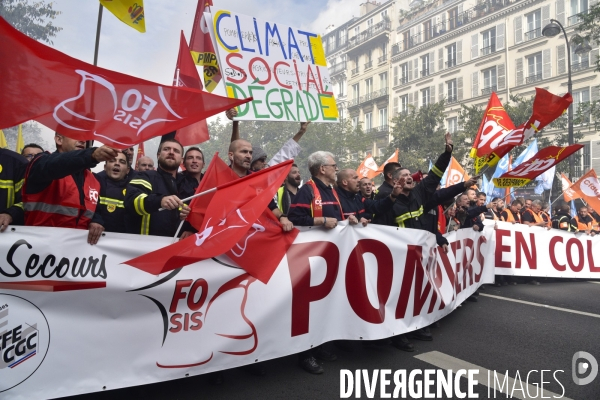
(207, 10, 338, 122)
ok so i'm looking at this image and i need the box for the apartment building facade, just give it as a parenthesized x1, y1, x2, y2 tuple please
(323, 0, 600, 177)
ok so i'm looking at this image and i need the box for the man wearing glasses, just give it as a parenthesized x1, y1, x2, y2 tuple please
(21, 143, 44, 162)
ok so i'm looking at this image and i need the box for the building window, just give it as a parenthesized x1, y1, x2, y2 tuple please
(365, 112, 373, 131)
(354, 26, 360, 38)
(338, 79, 345, 97)
(421, 54, 430, 77)
(367, 18, 373, 28)
(379, 108, 388, 128)
(447, 79, 457, 103)
(481, 28, 496, 56)
(421, 88, 430, 107)
(574, 141, 591, 178)
(379, 73, 387, 91)
(402, 31, 410, 50)
(448, 7, 460, 30)
(423, 20, 432, 41)
(525, 10, 542, 41)
(401, 63, 409, 84)
(572, 88, 590, 123)
(381, 10, 388, 20)
(482, 67, 497, 95)
(447, 117, 458, 133)
(572, 45, 590, 71)
(339, 30, 346, 46)
(526, 53, 543, 84)
(352, 83, 359, 100)
(446, 43, 457, 68)
(365, 78, 373, 95)
(569, 0, 589, 25)
(400, 95, 409, 114)
(352, 116, 359, 130)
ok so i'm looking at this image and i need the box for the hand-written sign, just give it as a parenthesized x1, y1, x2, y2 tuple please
(209, 10, 338, 122)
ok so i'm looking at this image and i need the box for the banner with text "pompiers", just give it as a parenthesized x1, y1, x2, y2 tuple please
(206, 10, 338, 122)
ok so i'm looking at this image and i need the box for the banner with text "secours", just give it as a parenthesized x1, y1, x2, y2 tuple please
(207, 10, 338, 122)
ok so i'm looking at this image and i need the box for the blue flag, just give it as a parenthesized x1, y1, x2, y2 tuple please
(570, 200, 577, 218)
(491, 153, 510, 199)
(512, 139, 538, 169)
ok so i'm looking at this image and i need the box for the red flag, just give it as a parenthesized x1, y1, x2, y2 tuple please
(136, 141, 145, 165)
(123, 160, 294, 276)
(189, 0, 222, 92)
(487, 88, 572, 167)
(493, 144, 583, 188)
(0, 17, 249, 149)
(225, 210, 299, 283)
(173, 31, 210, 146)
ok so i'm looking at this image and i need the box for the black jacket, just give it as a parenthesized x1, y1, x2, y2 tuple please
(336, 186, 394, 221)
(551, 211, 572, 231)
(94, 172, 131, 233)
(125, 167, 184, 237)
(372, 181, 395, 225)
(288, 177, 343, 226)
(460, 205, 486, 230)
(0, 148, 27, 225)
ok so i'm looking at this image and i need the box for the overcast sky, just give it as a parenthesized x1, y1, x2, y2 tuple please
(32, 0, 365, 147)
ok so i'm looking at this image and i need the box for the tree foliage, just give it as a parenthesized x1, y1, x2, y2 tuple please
(388, 101, 467, 173)
(0, 0, 62, 44)
(576, 3, 600, 72)
(2, 122, 49, 152)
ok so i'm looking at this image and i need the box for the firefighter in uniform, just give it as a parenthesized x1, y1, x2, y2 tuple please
(0, 148, 27, 231)
(276, 163, 301, 215)
(21, 134, 117, 244)
(522, 200, 550, 228)
(551, 202, 573, 231)
(570, 206, 597, 234)
(94, 151, 130, 233)
(125, 139, 189, 237)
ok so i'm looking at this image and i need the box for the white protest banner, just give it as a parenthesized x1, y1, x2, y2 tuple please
(207, 10, 338, 122)
(0, 224, 490, 399)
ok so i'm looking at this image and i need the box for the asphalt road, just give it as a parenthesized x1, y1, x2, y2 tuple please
(66, 280, 600, 400)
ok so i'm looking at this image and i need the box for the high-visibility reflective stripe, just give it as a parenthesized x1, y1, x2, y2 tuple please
(13, 202, 23, 209)
(100, 197, 124, 207)
(14, 179, 24, 192)
(140, 214, 150, 235)
(23, 202, 94, 219)
(134, 194, 149, 216)
(431, 165, 443, 178)
(130, 179, 152, 191)
(395, 205, 424, 226)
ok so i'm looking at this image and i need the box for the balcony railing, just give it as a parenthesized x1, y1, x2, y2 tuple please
(420, 68, 430, 77)
(524, 27, 541, 41)
(364, 60, 373, 69)
(572, 59, 590, 72)
(568, 11, 587, 26)
(348, 88, 389, 108)
(324, 40, 348, 55)
(378, 54, 387, 64)
(447, 94, 458, 104)
(525, 73, 542, 84)
(347, 21, 391, 50)
(481, 85, 498, 96)
(329, 61, 346, 76)
(480, 45, 496, 56)
(348, 97, 360, 107)
(351, 67, 359, 76)
(446, 59, 457, 68)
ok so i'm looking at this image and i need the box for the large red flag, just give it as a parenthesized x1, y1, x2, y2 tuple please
(173, 31, 210, 146)
(486, 88, 572, 167)
(189, 0, 222, 92)
(123, 160, 294, 276)
(493, 144, 583, 188)
(0, 17, 249, 149)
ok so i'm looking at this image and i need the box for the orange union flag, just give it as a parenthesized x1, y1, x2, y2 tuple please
(445, 157, 469, 188)
(357, 154, 378, 179)
(561, 173, 580, 201)
(493, 145, 583, 188)
(374, 149, 399, 176)
(100, 0, 146, 33)
(570, 169, 600, 213)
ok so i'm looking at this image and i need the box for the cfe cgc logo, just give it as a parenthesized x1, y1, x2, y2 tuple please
(0, 294, 50, 393)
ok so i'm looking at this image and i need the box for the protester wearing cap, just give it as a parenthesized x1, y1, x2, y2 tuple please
(22, 133, 116, 244)
(250, 146, 268, 172)
(94, 151, 130, 233)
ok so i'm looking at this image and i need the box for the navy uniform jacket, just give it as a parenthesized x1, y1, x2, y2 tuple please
(336, 186, 394, 220)
(288, 177, 343, 226)
(125, 167, 183, 237)
(94, 172, 131, 233)
(0, 148, 27, 225)
(372, 181, 395, 225)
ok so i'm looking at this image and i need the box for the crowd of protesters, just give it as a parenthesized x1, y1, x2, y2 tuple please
(1, 109, 599, 380)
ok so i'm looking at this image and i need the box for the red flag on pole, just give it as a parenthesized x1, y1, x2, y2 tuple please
(189, 0, 222, 92)
(123, 160, 294, 278)
(0, 16, 249, 149)
(173, 31, 210, 146)
(136, 141, 145, 166)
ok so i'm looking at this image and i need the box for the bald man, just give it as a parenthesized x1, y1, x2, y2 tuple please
(136, 156, 154, 172)
(336, 168, 401, 226)
(228, 139, 253, 177)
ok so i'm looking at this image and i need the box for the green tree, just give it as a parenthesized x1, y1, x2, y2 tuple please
(576, 3, 600, 72)
(388, 101, 467, 172)
(2, 122, 49, 152)
(0, 0, 62, 44)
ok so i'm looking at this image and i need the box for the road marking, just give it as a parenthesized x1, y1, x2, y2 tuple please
(588, 281, 600, 285)
(415, 351, 572, 400)
(479, 293, 600, 319)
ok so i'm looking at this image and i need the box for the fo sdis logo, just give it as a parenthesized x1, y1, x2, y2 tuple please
(0, 294, 50, 393)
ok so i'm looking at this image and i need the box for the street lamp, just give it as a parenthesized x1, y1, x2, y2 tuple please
(542, 19, 591, 178)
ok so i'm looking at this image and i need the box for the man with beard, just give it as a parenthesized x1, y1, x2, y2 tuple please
(522, 200, 550, 228)
(136, 156, 154, 171)
(455, 192, 496, 231)
(94, 151, 130, 233)
(570, 206, 597, 234)
(125, 139, 189, 237)
(336, 169, 401, 225)
(179, 147, 205, 199)
(276, 163, 301, 214)
(22, 134, 117, 244)
(372, 162, 402, 225)
(485, 197, 505, 221)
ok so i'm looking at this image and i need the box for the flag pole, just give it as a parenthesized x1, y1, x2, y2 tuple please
(87, 3, 104, 149)
(173, 220, 185, 242)
(158, 187, 217, 211)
